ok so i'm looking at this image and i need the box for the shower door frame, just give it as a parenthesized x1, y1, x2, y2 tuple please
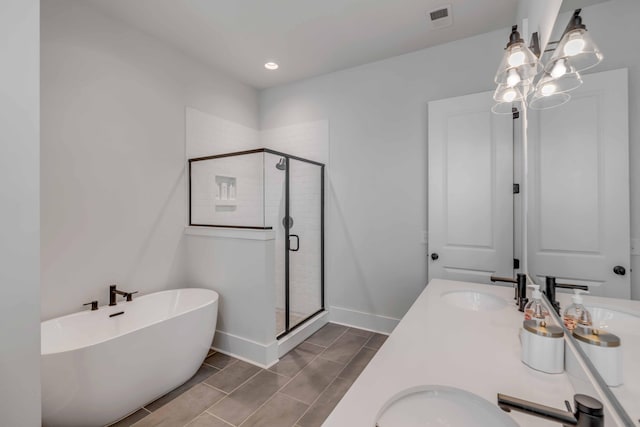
(278, 153, 325, 340)
(187, 148, 325, 339)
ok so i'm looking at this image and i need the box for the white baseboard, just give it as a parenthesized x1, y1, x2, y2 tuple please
(212, 330, 278, 369)
(329, 306, 399, 334)
(277, 311, 329, 357)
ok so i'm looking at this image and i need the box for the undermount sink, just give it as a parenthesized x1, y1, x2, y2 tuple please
(441, 290, 507, 311)
(375, 385, 517, 427)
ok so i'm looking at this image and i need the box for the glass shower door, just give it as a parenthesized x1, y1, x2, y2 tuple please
(285, 158, 324, 331)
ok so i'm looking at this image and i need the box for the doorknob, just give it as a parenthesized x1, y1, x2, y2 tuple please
(613, 265, 626, 276)
(431, 253, 439, 261)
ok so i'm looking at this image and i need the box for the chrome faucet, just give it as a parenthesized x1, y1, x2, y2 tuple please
(544, 276, 589, 315)
(497, 393, 603, 426)
(109, 284, 137, 306)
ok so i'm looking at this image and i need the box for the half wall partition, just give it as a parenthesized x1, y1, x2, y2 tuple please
(189, 149, 325, 339)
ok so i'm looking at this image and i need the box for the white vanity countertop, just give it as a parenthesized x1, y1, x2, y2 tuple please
(324, 279, 576, 427)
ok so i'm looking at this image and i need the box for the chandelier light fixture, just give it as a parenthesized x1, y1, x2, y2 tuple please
(492, 9, 603, 114)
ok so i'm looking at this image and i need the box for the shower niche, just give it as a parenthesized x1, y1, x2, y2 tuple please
(214, 175, 236, 208)
(189, 149, 325, 339)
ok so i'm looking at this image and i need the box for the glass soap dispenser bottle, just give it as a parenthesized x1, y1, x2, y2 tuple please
(563, 289, 592, 331)
(524, 284, 549, 324)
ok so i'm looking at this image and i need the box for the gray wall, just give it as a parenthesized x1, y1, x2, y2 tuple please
(0, 0, 41, 425)
(259, 0, 640, 325)
(260, 28, 507, 324)
(40, 0, 259, 319)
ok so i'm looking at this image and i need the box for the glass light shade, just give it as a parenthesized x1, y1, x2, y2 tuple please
(493, 83, 530, 103)
(536, 69, 583, 95)
(546, 28, 603, 72)
(491, 102, 513, 114)
(529, 91, 571, 110)
(492, 101, 518, 115)
(495, 42, 542, 85)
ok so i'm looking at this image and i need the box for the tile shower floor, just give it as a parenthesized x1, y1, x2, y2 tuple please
(109, 323, 387, 427)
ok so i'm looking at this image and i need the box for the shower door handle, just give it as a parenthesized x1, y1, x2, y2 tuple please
(288, 234, 300, 252)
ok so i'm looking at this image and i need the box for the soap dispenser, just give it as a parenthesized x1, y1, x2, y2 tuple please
(524, 285, 549, 325)
(563, 290, 592, 331)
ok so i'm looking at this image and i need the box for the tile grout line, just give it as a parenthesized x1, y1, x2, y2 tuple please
(205, 411, 236, 426)
(204, 367, 264, 413)
(293, 331, 374, 426)
(306, 324, 349, 349)
(234, 369, 301, 427)
(141, 356, 237, 414)
(233, 325, 352, 427)
(200, 381, 231, 395)
(181, 409, 209, 427)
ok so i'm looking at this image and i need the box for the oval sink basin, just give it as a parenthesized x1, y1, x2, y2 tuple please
(441, 290, 507, 311)
(375, 385, 517, 427)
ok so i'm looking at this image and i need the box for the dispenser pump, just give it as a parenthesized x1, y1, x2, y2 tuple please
(529, 284, 542, 300)
(563, 289, 592, 331)
(572, 289, 589, 305)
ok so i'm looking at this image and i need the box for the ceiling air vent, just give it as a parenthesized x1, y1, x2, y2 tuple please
(428, 5, 453, 29)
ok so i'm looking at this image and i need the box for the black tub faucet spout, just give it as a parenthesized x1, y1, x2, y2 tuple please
(109, 284, 137, 306)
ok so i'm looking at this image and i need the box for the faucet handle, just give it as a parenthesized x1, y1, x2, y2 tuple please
(556, 282, 589, 291)
(83, 301, 99, 311)
(125, 291, 138, 302)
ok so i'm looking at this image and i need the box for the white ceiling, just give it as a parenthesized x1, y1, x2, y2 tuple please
(88, 0, 518, 89)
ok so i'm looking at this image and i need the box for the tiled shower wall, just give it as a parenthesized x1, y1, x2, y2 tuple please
(186, 107, 328, 338)
(265, 154, 323, 319)
(190, 153, 265, 227)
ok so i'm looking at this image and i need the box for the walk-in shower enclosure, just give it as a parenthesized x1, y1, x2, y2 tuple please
(189, 149, 325, 339)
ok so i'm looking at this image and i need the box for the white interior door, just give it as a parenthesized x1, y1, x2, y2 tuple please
(428, 91, 514, 284)
(527, 68, 630, 298)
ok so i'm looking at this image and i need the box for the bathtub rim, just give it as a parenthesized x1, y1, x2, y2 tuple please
(41, 287, 219, 356)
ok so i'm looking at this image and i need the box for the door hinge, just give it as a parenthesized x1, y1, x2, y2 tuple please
(514, 258, 520, 269)
(512, 107, 520, 119)
(513, 183, 520, 194)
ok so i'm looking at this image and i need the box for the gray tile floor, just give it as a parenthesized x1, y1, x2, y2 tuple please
(108, 323, 386, 427)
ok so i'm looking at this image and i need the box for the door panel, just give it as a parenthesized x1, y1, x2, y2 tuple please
(528, 68, 630, 298)
(287, 158, 323, 330)
(428, 91, 514, 284)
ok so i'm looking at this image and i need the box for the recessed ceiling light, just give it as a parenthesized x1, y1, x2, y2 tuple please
(264, 62, 279, 70)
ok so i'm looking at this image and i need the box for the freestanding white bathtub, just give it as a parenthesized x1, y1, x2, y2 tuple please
(41, 288, 218, 427)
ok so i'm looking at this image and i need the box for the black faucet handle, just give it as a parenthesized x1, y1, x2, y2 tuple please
(125, 291, 138, 302)
(556, 283, 589, 291)
(83, 300, 99, 311)
(497, 393, 604, 426)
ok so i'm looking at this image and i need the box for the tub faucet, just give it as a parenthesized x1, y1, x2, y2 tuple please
(83, 300, 98, 311)
(544, 276, 589, 315)
(109, 285, 137, 306)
